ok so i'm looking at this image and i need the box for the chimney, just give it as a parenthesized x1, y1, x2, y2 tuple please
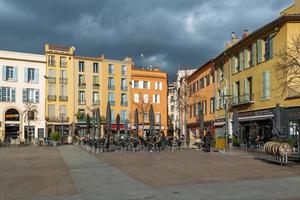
(242, 30, 249, 39)
(231, 32, 237, 40)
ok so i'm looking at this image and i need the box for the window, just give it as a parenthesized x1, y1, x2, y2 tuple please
(203, 100, 207, 115)
(171, 105, 174, 112)
(264, 35, 273, 61)
(27, 68, 35, 82)
(211, 72, 215, 83)
(48, 85, 55, 96)
(121, 93, 127, 105)
(231, 55, 238, 73)
(121, 65, 127, 76)
(217, 64, 224, 81)
(77, 109, 85, 120)
(60, 105, 67, 116)
(48, 55, 55, 66)
(48, 69, 56, 78)
(238, 52, 244, 71)
(111, 110, 115, 123)
(108, 92, 115, 105)
(93, 75, 99, 86)
(79, 91, 85, 104)
(144, 112, 148, 122)
(78, 75, 85, 85)
(48, 105, 55, 119)
(60, 57, 66, 68)
(121, 110, 127, 123)
(218, 89, 224, 109)
(262, 71, 270, 99)
(193, 103, 196, 117)
(155, 113, 161, 123)
(143, 94, 149, 103)
(93, 92, 99, 104)
(143, 81, 148, 89)
(250, 43, 256, 66)
(134, 93, 139, 103)
(60, 70, 67, 79)
(244, 77, 252, 101)
(93, 63, 99, 73)
(200, 78, 205, 89)
(155, 82, 162, 90)
(4, 66, 15, 81)
(232, 81, 240, 104)
(133, 80, 139, 88)
(153, 94, 160, 103)
(108, 77, 115, 90)
(79, 61, 84, 72)
(206, 74, 211, 86)
(121, 78, 127, 90)
(0, 87, 16, 102)
(108, 64, 114, 75)
(257, 39, 263, 64)
(171, 96, 175, 102)
(289, 121, 300, 136)
(210, 97, 215, 114)
(23, 88, 39, 103)
(244, 49, 250, 69)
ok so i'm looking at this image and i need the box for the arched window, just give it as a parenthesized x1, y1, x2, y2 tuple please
(5, 109, 20, 121)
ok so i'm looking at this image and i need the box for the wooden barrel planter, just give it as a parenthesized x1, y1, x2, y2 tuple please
(263, 142, 292, 164)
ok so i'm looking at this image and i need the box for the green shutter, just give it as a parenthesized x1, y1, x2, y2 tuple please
(269, 36, 273, 59)
(239, 52, 244, 70)
(257, 40, 263, 64)
(11, 88, 16, 102)
(244, 49, 249, 69)
(251, 43, 257, 66)
(266, 71, 270, 98)
(244, 78, 249, 101)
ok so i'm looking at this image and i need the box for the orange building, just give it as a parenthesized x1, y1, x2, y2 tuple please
(130, 67, 168, 136)
(187, 60, 216, 141)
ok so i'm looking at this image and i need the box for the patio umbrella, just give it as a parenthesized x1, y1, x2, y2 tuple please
(86, 113, 91, 136)
(149, 104, 155, 137)
(96, 107, 101, 139)
(134, 108, 139, 137)
(124, 119, 129, 136)
(116, 114, 120, 135)
(106, 102, 112, 138)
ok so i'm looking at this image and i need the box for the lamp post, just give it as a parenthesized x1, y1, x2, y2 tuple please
(221, 94, 231, 152)
(60, 114, 65, 145)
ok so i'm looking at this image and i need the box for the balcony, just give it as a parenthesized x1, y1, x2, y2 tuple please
(48, 95, 56, 101)
(109, 101, 115, 106)
(93, 83, 100, 89)
(48, 77, 56, 84)
(60, 62, 67, 68)
(59, 96, 68, 101)
(78, 83, 86, 89)
(121, 101, 128, 106)
(47, 116, 70, 123)
(121, 86, 128, 91)
(78, 99, 86, 105)
(229, 93, 254, 107)
(59, 78, 68, 84)
(108, 85, 115, 91)
(48, 61, 56, 67)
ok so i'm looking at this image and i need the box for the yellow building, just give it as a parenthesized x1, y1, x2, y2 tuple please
(214, 1, 300, 146)
(45, 44, 75, 138)
(131, 67, 168, 136)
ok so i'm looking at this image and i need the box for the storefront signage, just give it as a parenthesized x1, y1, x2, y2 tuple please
(238, 109, 273, 118)
(289, 111, 300, 118)
(214, 118, 225, 123)
(5, 113, 20, 121)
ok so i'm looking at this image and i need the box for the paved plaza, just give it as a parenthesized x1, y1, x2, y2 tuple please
(0, 146, 300, 200)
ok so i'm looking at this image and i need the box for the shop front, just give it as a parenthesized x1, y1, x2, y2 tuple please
(4, 108, 21, 140)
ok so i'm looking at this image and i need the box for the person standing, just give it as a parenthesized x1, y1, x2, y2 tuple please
(205, 131, 212, 152)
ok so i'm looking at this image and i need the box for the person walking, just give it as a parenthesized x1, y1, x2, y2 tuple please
(205, 131, 212, 152)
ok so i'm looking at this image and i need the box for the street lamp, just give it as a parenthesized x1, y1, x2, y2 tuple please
(60, 114, 65, 145)
(221, 94, 232, 152)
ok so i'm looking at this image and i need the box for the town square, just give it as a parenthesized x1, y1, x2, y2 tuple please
(0, 0, 300, 199)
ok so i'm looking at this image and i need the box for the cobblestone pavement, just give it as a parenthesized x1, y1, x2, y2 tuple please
(1, 146, 300, 200)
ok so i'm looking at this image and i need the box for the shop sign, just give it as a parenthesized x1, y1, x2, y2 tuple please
(288, 111, 300, 118)
(214, 118, 225, 123)
(238, 109, 273, 118)
(5, 113, 20, 121)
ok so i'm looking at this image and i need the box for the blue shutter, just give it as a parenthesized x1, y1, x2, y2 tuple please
(24, 68, 28, 83)
(34, 69, 39, 84)
(2, 66, 6, 81)
(0, 87, 2, 102)
(35, 89, 40, 103)
(11, 88, 16, 102)
(13, 67, 18, 81)
(23, 89, 27, 103)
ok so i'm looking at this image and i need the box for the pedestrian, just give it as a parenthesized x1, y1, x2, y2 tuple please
(205, 131, 212, 152)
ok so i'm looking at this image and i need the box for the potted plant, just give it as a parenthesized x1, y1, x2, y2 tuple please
(50, 131, 61, 146)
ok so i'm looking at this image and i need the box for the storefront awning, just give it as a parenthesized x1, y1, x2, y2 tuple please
(214, 122, 225, 126)
(238, 114, 273, 122)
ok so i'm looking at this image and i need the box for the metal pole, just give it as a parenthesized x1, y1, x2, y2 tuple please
(61, 114, 64, 145)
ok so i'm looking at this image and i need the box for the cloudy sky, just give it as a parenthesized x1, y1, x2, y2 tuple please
(0, 0, 293, 80)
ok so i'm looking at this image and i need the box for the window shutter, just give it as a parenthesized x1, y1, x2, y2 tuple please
(139, 80, 143, 89)
(244, 79, 249, 101)
(266, 71, 270, 98)
(35, 89, 40, 103)
(157, 95, 160, 103)
(11, 88, 16, 102)
(159, 82, 162, 90)
(239, 52, 244, 70)
(132, 80, 134, 88)
(231, 57, 235, 74)
(24, 68, 28, 83)
(257, 40, 263, 64)
(153, 94, 155, 103)
(34, 69, 39, 84)
(147, 81, 150, 89)
(269, 36, 273, 59)
(23, 89, 27, 103)
(13, 67, 18, 81)
(244, 49, 249, 69)
(262, 72, 266, 99)
(154, 82, 157, 90)
(0, 87, 2, 102)
(2, 66, 6, 81)
(251, 43, 256, 66)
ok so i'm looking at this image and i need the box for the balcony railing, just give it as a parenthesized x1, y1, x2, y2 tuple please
(48, 77, 56, 84)
(109, 101, 115, 106)
(59, 96, 68, 101)
(108, 85, 115, 90)
(60, 78, 68, 84)
(121, 101, 128, 106)
(47, 116, 70, 122)
(93, 84, 100, 89)
(121, 86, 128, 91)
(229, 93, 254, 107)
(48, 61, 56, 67)
(78, 99, 86, 105)
(78, 83, 86, 89)
(48, 95, 56, 101)
(60, 62, 67, 68)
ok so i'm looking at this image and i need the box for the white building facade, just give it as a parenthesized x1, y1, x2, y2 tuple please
(0, 50, 46, 143)
(168, 83, 176, 133)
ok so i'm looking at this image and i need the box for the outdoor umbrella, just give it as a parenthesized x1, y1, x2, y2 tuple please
(86, 113, 91, 137)
(116, 114, 120, 135)
(96, 107, 101, 139)
(106, 102, 112, 138)
(149, 104, 155, 137)
(134, 108, 139, 137)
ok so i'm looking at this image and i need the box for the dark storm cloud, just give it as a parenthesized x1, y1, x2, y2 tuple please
(0, 0, 293, 80)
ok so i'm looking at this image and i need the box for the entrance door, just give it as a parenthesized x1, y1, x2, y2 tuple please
(5, 124, 20, 140)
(5, 108, 20, 140)
(24, 126, 35, 144)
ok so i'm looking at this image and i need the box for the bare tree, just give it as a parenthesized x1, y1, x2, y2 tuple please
(134, 92, 151, 137)
(276, 35, 300, 97)
(23, 101, 38, 143)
